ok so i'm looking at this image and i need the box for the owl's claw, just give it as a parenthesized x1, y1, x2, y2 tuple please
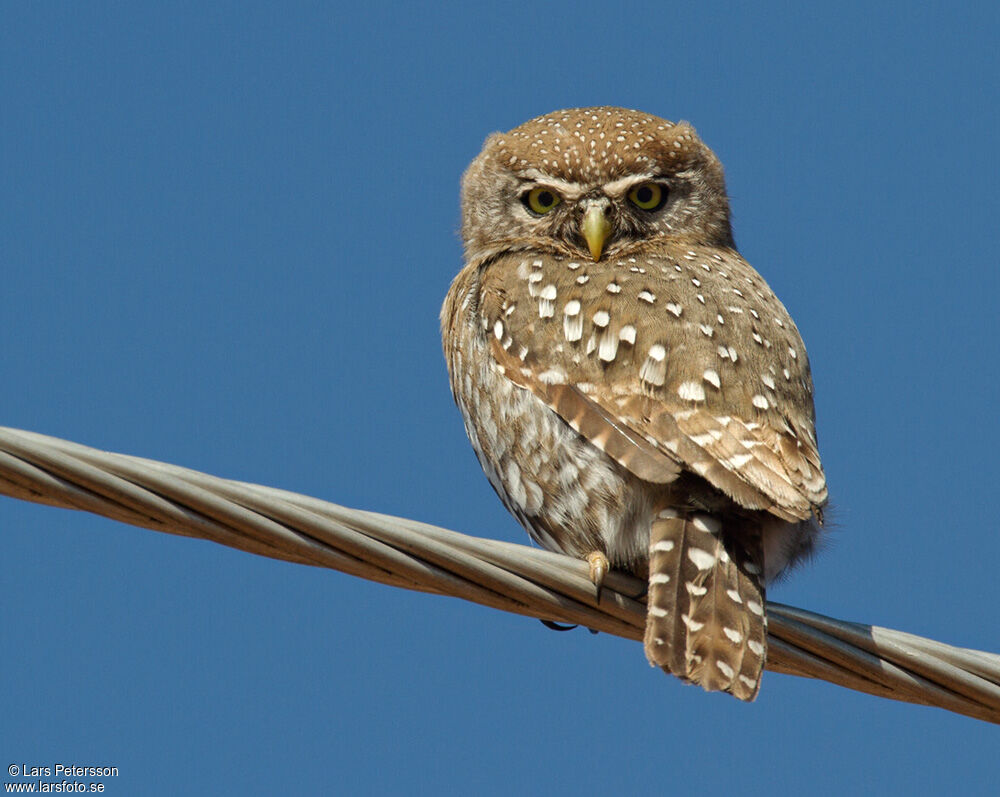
(540, 620, 579, 632)
(539, 620, 599, 635)
(586, 551, 610, 600)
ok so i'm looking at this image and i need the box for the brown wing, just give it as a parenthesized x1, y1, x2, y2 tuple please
(478, 245, 827, 522)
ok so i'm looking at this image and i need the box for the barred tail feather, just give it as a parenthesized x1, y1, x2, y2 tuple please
(643, 509, 767, 701)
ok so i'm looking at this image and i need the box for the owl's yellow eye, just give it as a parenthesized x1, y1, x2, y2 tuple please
(627, 182, 666, 211)
(523, 187, 562, 214)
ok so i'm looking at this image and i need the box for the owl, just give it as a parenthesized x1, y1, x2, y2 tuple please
(441, 107, 826, 700)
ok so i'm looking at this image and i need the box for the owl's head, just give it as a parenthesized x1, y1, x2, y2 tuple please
(461, 107, 734, 263)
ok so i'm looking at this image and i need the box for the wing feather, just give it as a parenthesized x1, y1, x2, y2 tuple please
(477, 246, 827, 520)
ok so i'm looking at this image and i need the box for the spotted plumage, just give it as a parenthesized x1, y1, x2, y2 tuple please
(442, 107, 827, 700)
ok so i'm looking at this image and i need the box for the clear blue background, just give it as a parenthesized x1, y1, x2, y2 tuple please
(3, 2, 998, 794)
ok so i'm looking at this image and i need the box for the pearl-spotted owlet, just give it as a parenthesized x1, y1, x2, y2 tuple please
(441, 107, 826, 700)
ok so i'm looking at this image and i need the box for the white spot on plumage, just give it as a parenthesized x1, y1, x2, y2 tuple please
(682, 614, 705, 632)
(677, 381, 706, 401)
(723, 627, 743, 644)
(649, 573, 671, 584)
(687, 548, 716, 570)
(618, 324, 636, 344)
(504, 460, 526, 508)
(638, 290, 656, 304)
(692, 515, 721, 534)
(598, 331, 619, 362)
(689, 432, 717, 447)
(725, 453, 753, 469)
(700, 324, 714, 337)
(538, 284, 557, 317)
(747, 640, 764, 656)
(538, 367, 567, 384)
(493, 320, 504, 340)
(726, 589, 743, 604)
(747, 600, 764, 616)
(593, 309, 610, 327)
(703, 369, 721, 389)
(649, 606, 669, 618)
(686, 582, 707, 596)
(652, 540, 675, 553)
(522, 479, 543, 514)
(752, 394, 769, 410)
(666, 302, 682, 317)
(640, 344, 668, 386)
(716, 660, 735, 679)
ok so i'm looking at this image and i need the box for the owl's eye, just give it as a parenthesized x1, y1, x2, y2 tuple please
(523, 187, 562, 214)
(627, 182, 667, 211)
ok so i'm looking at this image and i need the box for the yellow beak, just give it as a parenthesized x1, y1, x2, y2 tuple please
(581, 205, 611, 262)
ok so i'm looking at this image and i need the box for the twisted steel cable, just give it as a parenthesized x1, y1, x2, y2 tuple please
(2, 425, 999, 724)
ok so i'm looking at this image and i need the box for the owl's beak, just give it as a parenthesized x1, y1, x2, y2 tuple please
(581, 204, 611, 262)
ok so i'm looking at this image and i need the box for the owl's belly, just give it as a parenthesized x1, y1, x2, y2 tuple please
(449, 328, 652, 569)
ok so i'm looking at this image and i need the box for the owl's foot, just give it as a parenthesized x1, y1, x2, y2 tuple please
(586, 551, 610, 598)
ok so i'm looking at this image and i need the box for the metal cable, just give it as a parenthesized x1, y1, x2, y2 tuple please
(2, 425, 999, 724)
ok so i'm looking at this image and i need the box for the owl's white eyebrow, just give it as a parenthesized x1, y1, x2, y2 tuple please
(517, 171, 585, 199)
(601, 174, 660, 197)
(517, 171, 661, 200)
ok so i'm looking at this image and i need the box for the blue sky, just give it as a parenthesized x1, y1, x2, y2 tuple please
(2, 2, 999, 794)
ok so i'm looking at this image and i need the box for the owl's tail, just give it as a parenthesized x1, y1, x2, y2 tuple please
(643, 508, 766, 701)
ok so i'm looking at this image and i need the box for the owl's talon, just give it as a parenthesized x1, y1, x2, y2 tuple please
(586, 551, 610, 599)
(540, 620, 579, 632)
